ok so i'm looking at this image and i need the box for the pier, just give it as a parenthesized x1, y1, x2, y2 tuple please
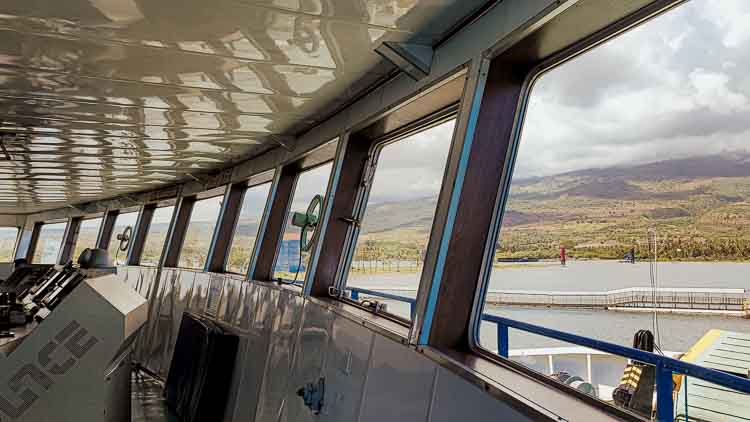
(355, 287, 750, 317)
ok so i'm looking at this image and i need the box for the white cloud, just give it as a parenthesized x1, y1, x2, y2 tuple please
(508, 0, 750, 179)
(701, 0, 750, 48)
(688, 68, 747, 113)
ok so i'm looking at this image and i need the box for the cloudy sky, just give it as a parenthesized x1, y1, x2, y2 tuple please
(282, 122, 454, 208)
(515, 0, 750, 178)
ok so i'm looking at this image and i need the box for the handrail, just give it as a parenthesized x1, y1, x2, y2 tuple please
(346, 286, 750, 421)
(347, 287, 416, 318)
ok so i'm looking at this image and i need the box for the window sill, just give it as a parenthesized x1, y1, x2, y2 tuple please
(307, 296, 411, 342)
(421, 347, 645, 422)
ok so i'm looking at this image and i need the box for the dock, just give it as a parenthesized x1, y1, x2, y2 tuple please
(356, 287, 750, 317)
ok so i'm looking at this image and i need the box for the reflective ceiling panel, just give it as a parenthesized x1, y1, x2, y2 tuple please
(0, 0, 488, 213)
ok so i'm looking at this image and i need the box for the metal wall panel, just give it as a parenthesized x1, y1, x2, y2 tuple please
(223, 281, 261, 422)
(128, 273, 551, 422)
(139, 266, 159, 299)
(206, 272, 228, 317)
(138, 267, 175, 373)
(234, 280, 256, 330)
(429, 367, 532, 422)
(321, 315, 375, 422)
(217, 275, 245, 324)
(254, 289, 304, 422)
(159, 269, 197, 377)
(230, 283, 278, 422)
(188, 271, 211, 313)
(285, 300, 335, 422)
(148, 268, 178, 376)
(359, 335, 437, 422)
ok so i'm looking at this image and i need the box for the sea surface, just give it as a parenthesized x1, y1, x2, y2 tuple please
(348, 261, 750, 352)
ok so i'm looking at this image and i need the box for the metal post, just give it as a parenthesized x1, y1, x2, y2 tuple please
(656, 363, 674, 421)
(410, 301, 416, 319)
(497, 322, 509, 358)
(683, 375, 690, 421)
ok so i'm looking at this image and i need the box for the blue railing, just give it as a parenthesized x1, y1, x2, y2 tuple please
(347, 287, 750, 422)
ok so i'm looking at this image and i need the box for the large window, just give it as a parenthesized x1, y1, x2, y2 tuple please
(141, 206, 174, 266)
(33, 222, 67, 264)
(0, 227, 18, 262)
(108, 211, 140, 265)
(273, 163, 333, 282)
(345, 121, 454, 321)
(227, 183, 272, 274)
(178, 196, 223, 270)
(477, 0, 750, 417)
(72, 217, 102, 262)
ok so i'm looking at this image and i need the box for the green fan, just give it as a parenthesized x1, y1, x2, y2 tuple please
(291, 194, 323, 252)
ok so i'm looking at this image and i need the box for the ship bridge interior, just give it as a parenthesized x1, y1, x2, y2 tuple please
(0, 0, 749, 421)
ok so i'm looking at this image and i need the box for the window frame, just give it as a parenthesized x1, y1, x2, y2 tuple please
(0, 226, 20, 263)
(31, 219, 69, 264)
(107, 208, 142, 265)
(466, 1, 696, 417)
(139, 203, 177, 267)
(175, 192, 225, 271)
(224, 180, 273, 276)
(271, 160, 335, 286)
(335, 112, 459, 326)
(71, 215, 104, 261)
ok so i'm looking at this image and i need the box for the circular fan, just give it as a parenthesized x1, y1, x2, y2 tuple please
(297, 194, 323, 252)
(117, 226, 133, 252)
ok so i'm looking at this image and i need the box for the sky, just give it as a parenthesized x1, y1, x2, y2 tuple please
(514, 0, 750, 178)
(278, 121, 455, 208)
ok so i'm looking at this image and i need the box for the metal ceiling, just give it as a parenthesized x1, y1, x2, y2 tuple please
(0, 0, 488, 214)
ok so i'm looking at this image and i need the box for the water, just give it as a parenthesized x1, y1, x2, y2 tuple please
(348, 261, 750, 352)
(487, 261, 750, 291)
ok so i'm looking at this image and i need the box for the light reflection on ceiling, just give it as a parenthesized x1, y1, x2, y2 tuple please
(0, 0, 488, 213)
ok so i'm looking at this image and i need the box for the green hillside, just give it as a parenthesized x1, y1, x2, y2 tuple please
(361, 154, 750, 261)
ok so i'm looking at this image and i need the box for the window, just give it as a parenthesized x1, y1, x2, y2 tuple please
(227, 183, 272, 274)
(72, 217, 102, 262)
(477, 0, 750, 415)
(108, 211, 140, 265)
(273, 163, 333, 282)
(33, 222, 67, 264)
(0, 227, 18, 262)
(345, 121, 454, 321)
(178, 196, 223, 269)
(141, 206, 174, 266)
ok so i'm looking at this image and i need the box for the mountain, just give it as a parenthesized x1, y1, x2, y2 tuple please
(360, 196, 438, 234)
(357, 153, 750, 260)
(513, 154, 750, 201)
(137, 154, 750, 260)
